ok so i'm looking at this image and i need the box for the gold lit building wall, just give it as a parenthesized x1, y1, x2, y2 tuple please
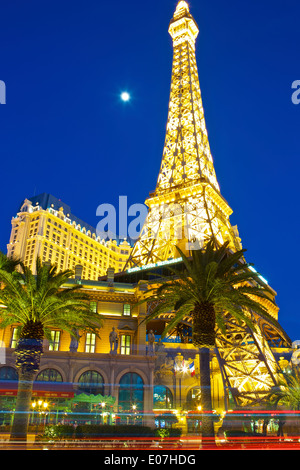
(7, 198, 131, 280)
(0, 277, 140, 357)
(0, 276, 226, 420)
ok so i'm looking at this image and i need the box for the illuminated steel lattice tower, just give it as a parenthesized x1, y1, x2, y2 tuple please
(127, 1, 241, 268)
(126, 1, 291, 408)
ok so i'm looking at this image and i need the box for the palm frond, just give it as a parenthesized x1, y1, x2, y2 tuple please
(138, 241, 287, 349)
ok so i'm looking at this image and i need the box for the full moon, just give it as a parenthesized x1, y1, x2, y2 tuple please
(121, 92, 130, 102)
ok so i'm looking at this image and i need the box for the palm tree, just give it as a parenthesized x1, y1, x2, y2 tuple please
(143, 240, 284, 438)
(267, 371, 300, 436)
(268, 371, 300, 411)
(0, 258, 103, 441)
(0, 251, 21, 273)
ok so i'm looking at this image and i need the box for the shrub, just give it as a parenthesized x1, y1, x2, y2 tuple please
(74, 424, 155, 439)
(43, 424, 75, 440)
(41, 424, 181, 441)
(155, 427, 182, 439)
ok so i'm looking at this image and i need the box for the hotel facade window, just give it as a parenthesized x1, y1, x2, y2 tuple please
(77, 370, 104, 395)
(118, 372, 144, 418)
(120, 334, 131, 355)
(36, 368, 63, 382)
(153, 385, 173, 409)
(123, 304, 131, 316)
(0, 366, 18, 381)
(89, 301, 97, 313)
(10, 328, 18, 348)
(85, 333, 96, 353)
(49, 330, 61, 351)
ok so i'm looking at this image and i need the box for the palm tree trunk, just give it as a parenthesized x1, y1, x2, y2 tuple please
(10, 321, 44, 441)
(191, 302, 216, 441)
(192, 301, 216, 348)
(10, 370, 35, 441)
(199, 347, 215, 439)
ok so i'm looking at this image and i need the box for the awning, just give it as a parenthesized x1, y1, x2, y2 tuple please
(0, 380, 74, 398)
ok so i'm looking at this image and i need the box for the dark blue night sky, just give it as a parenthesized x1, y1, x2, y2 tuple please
(0, 0, 299, 341)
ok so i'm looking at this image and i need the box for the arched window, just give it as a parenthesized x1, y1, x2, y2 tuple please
(153, 385, 173, 409)
(118, 372, 144, 412)
(77, 370, 104, 395)
(36, 369, 63, 382)
(0, 366, 18, 381)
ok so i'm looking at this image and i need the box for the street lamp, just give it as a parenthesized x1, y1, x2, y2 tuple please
(196, 405, 202, 434)
(31, 399, 49, 411)
(31, 399, 49, 432)
(132, 404, 137, 424)
(101, 401, 106, 424)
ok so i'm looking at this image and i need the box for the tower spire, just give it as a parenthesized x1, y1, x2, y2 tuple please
(126, 2, 240, 268)
(155, 1, 219, 196)
(169, 1, 198, 45)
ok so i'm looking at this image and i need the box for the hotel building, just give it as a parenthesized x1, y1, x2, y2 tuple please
(7, 192, 131, 280)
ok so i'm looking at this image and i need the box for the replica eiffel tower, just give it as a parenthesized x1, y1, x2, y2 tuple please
(128, 0, 240, 267)
(125, 1, 291, 408)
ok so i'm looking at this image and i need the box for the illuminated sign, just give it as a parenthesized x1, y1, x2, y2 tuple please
(249, 266, 268, 285)
(127, 257, 183, 273)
